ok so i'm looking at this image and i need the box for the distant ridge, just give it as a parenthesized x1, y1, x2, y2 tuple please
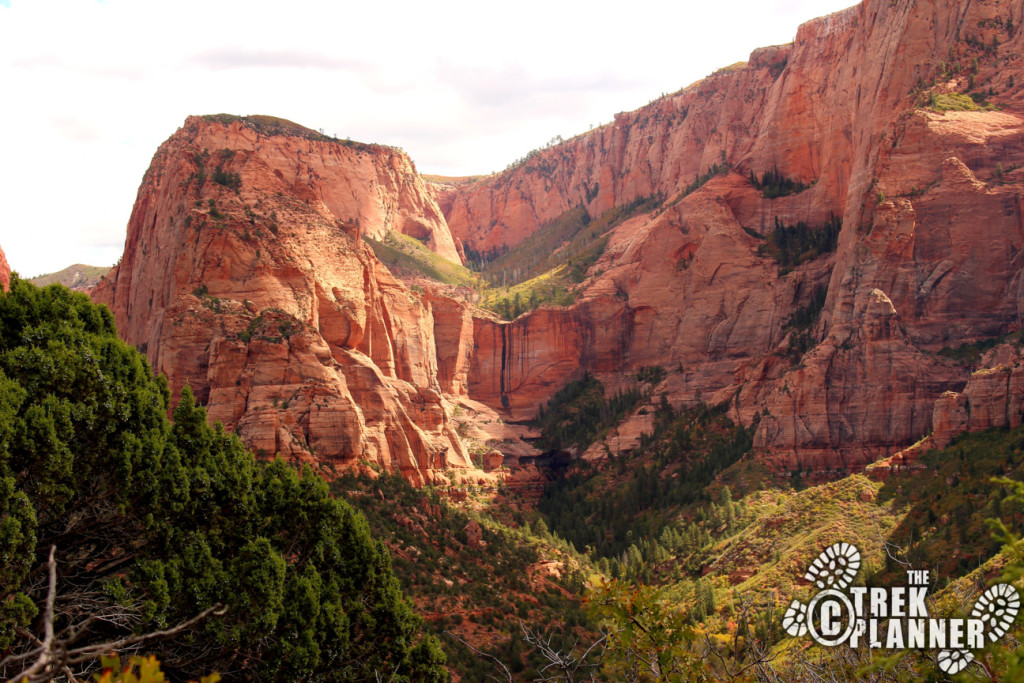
(30, 263, 110, 291)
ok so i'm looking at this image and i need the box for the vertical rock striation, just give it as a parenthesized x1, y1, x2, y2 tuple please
(445, 0, 1024, 469)
(95, 0, 1024, 478)
(92, 115, 472, 484)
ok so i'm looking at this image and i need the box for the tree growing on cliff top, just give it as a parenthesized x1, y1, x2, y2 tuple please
(0, 276, 446, 682)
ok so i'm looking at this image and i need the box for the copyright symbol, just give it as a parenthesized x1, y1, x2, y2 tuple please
(807, 589, 856, 647)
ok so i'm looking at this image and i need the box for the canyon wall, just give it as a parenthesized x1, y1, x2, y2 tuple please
(95, 0, 1024, 479)
(449, 0, 1024, 468)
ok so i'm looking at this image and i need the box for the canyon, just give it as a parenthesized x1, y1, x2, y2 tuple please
(91, 0, 1024, 481)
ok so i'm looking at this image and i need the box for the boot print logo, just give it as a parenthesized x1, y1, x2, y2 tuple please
(781, 542, 1020, 675)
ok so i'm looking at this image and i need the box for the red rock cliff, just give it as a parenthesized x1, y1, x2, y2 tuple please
(450, 0, 1024, 468)
(0, 244, 9, 291)
(92, 116, 473, 484)
(95, 0, 1024, 478)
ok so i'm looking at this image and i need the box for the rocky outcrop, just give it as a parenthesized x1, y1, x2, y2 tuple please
(869, 342, 1024, 476)
(929, 344, 1024, 447)
(440, 15, 853, 253)
(92, 116, 472, 484)
(0, 244, 9, 291)
(753, 288, 957, 471)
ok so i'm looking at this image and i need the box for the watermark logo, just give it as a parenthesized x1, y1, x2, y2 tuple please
(781, 542, 1020, 674)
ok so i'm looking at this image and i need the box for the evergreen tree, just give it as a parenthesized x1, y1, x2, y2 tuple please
(0, 277, 447, 682)
(626, 544, 644, 579)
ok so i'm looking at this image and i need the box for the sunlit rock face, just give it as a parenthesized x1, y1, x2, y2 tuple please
(444, 0, 1024, 470)
(97, 0, 1024, 478)
(92, 116, 474, 485)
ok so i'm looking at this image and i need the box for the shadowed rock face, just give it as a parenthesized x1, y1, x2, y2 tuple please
(92, 116, 474, 485)
(96, 0, 1024, 480)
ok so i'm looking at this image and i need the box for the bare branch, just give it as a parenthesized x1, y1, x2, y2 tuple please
(4, 545, 227, 683)
(702, 632, 783, 680)
(445, 631, 513, 683)
(874, 519, 912, 570)
(62, 604, 228, 666)
(11, 545, 59, 682)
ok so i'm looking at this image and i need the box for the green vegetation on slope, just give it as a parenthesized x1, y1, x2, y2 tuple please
(938, 329, 1023, 366)
(748, 166, 812, 199)
(332, 470, 596, 681)
(754, 214, 842, 274)
(465, 195, 663, 319)
(527, 381, 1024, 681)
(926, 91, 990, 112)
(477, 265, 577, 320)
(363, 232, 480, 289)
(879, 426, 1024, 577)
(0, 277, 446, 682)
(541, 417, 1024, 597)
(531, 372, 647, 452)
(780, 283, 829, 363)
(784, 285, 828, 333)
(361, 192, 664, 322)
(675, 161, 730, 202)
(539, 399, 756, 561)
(470, 197, 658, 285)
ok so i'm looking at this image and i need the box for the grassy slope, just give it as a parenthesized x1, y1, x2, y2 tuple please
(472, 197, 662, 319)
(363, 232, 479, 289)
(366, 195, 663, 321)
(478, 196, 662, 285)
(477, 265, 576, 319)
(532, 371, 1024, 676)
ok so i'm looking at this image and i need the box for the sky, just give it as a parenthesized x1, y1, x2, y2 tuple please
(0, 0, 856, 277)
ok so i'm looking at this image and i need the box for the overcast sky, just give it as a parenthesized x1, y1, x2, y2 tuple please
(0, 0, 856, 277)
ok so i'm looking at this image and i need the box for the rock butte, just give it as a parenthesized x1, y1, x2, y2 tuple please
(94, 0, 1024, 481)
(92, 116, 475, 485)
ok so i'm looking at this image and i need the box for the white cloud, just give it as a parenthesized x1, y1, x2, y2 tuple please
(189, 48, 365, 72)
(0, 0, 856, 276)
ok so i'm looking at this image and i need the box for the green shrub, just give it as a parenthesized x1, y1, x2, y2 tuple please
(785, 285, 827, 332)
(928, 92, 983, 111)
(211, 165, 241, 191)
(757, 214, 841, 274)
(748, 166, 811, 198)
